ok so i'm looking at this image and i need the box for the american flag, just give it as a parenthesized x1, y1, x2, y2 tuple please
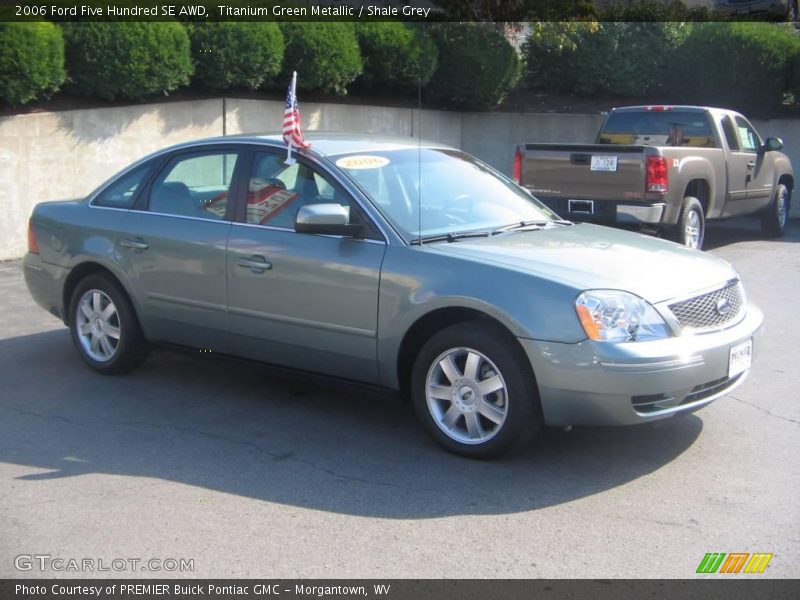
(283, 71, 310, 150)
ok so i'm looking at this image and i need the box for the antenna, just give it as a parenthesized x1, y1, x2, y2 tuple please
(417, 75, 422, 245)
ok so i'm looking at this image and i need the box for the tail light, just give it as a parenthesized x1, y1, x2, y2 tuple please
(512, 147, 523, 184)
(27, 218, 39, 254)
(646, 156, 668, 193)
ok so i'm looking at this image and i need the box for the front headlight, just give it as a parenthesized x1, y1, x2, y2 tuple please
(575, 290, 671, 342)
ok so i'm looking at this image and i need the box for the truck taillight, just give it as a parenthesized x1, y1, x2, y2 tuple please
(646, 156, 668, 193)
(27, 218, 39, 254)
(512, 148, 522, 184)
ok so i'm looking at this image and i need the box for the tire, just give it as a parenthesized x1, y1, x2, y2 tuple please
(761, 183, 790, 238)
(68, 273, 148, 374)
(670, 196, 705, 250)
(410, 321, 543, 458)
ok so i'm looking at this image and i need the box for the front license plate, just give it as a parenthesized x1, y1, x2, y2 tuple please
(590, 155, 618, 172)
(728, 338, 752, 378)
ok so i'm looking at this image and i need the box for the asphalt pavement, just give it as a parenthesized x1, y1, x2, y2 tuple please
(1, 218, 798, 578)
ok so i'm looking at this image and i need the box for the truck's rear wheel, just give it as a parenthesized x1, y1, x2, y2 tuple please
(670, 197, 705, 250)
(761, 183, 789, 238)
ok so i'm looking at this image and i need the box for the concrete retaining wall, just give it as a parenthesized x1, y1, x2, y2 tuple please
(1, 98, 797, 259)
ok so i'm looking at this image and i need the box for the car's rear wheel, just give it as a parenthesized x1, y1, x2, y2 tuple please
(670, 196, 705, 250)
(410, 321, 542, 458)
(68, 273, 147, 374)
(761, 183, 790, 238)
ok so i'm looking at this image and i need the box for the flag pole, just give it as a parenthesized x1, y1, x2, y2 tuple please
(285, 71, 297, 165)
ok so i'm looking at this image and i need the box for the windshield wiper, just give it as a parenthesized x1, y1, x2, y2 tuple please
(410, 230, 492, 244)
(491, 219, 572, 235)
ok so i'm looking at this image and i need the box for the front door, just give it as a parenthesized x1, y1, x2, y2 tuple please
(735, 116, 774, 213)
(226, 151, 386, 384)
(719, 115, 751, 217)
(116, 148, 243, 352)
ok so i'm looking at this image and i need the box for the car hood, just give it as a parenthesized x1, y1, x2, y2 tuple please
(427, 223, 738, 304)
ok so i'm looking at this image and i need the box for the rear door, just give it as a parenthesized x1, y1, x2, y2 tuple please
(226, 150, 386, 384)
(115, 146, 244, 351)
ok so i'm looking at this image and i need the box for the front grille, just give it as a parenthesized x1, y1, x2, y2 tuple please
(668, 281, 743, 331)
(630, 374, 743, 415)
(682, 374, 743, 405)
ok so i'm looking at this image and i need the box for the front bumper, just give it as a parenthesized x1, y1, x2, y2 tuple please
(519, 303, 764, 426)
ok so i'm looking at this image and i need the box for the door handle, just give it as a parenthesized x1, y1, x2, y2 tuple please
(120, 238, 149, 251)
(747, 161, 756, 169)
(236, 255, 272, 273)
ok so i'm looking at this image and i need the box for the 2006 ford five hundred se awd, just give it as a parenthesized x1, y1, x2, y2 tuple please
(24, 134, 763, 457)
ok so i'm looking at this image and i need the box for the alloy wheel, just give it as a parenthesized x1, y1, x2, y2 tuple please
(75, 289, 121, 362)
(425, 347, 508, 445)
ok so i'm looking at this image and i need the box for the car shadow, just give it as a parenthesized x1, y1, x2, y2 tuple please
(0, 329, 703, 519)
(702, 216, 800, 250)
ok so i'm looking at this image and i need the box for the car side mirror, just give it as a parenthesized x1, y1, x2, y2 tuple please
(294, 203, 363, 237)
(762, 137, 783, 152)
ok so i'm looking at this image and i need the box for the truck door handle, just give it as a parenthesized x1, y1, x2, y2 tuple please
(747, 161, 756, 169)
(571, 153, 591, 165)
(120, 238, 149, 251)
(236, 255, 272, 273)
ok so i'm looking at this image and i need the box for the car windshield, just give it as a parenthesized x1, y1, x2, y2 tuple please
(330, 148, 557, 240)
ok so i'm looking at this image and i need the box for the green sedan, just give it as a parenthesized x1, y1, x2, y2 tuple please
(23, 134, 763, 457)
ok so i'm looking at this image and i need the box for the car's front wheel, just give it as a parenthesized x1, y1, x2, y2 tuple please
(411, 321, 543, 458)
(68, 273, 148, 374)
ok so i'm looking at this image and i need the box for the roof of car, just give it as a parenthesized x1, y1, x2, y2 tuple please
(176, 132, 456, 157)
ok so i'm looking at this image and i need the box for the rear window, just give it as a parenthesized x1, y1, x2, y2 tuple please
(599, 110, 716, 148)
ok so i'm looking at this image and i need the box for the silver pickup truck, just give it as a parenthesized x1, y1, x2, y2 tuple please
(514, 105, 794, 249)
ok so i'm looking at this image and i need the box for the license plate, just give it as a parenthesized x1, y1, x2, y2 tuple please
(728, 338, 752, 378)
(590, 155, 618, 172)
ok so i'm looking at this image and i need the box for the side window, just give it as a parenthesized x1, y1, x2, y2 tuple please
(147, 151, 239, 219)
(93, 163, 153, 209)
(735, 117, 760, 153)
(246, 152, 360, 229)
(721, 117, 740, 152)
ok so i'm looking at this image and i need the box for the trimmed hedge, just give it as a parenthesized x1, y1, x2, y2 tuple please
(426, 23, 520, 108)
(0, 22, 66, 106)
(189, 22, 283, 91)
(356, 23, 437, 91)
(61, 22, 193, 101)
(279, 23, 362, 95)
(523, 22, 687, 98)
(667, 22, 799, 115)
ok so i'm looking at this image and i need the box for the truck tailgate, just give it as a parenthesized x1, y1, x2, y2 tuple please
(521, 144, 649, 202)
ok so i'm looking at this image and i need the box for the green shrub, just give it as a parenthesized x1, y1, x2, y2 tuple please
(523, 22, 687, 97)
(279, 23, 362, 95)
(426, 23, 520, 108)
(791, 49, 800, 105)
(0, 22, 65, 106)
(61, 22, 193, 101)
(668, 22, 799, 115)
(356, 23, 437, 91)
(189, 23, 283, 91)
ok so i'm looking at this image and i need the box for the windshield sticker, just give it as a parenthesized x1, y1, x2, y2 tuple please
(335, 155, 390, 170)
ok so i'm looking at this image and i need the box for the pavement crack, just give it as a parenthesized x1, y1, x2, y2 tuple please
(728, 395, 800, 426)
(0, 404, 425, 493)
